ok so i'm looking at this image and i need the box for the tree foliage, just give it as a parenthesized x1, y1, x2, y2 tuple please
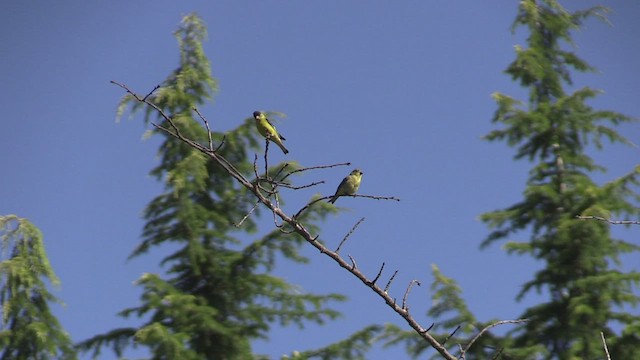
(0, 215, 76, 360)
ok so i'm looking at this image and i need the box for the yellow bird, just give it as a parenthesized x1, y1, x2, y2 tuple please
(328, 169, 363, 204)
(253, 111, 289, 154)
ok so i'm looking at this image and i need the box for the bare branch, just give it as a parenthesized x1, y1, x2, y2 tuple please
(111, 82, 456, 360)
(264, 138, 270, 181)
(277, 162, 351, 183)
(266, 162, 338, 193)
(277, 180, 325, 191)
(111, 82, 248, 188)
(273, 162, 290, 179)
(576, 215, 640, 225)
(462, 319, 528, 356)
(292, 197, 328, 220)
(341, 194, 401, 202)
(111, 81, 182, 138)
(335, 217, 366, 253)
(252, 154, 260, 185)
(272, 205, 285, 230)
(294, 193, 397, 220)
(402, 280, 421, 311)
(601, 332, 611, 360)
(266, 162, 347, 195)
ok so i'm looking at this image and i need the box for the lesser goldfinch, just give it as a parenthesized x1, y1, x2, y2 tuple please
(328, 169, 363, 204)
(253, 111, 289, 154)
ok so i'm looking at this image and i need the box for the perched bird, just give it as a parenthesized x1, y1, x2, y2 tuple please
(328, 169, 364, 204)
(253, 111, 289, 154)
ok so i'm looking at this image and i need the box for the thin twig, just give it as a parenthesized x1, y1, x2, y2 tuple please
(149, 122, 184, 147)
(601, 332, 611, 360)
(252, 154, 260, 187)
(111, 81, 182, 137)
(277, 180, 325, 190)
(234, 201, 260, 227)
(273, 162, 290, 180)
(277, 162, 351, 183)
(338, 194, 401, 202)
(402, 280, 421, 311)
(576, 215, 640, 225)
(214, 136, 226, 152)
(490, 347, 504, 360)
(384, 270, 398, 293)
(272, 204, 284, 229)
(370, 262, 386, 285)
(442, 325, 460, 345)
(142, 84, 160, 101)
(348, 255, 358, 270)
(420, 323, 435, 334)
(336, 217, 366, 253)
(462, 319, 528, 356)
(264, 138, 270, 181)
(192, 107, 214, 151)
(292, 196, 328, 220)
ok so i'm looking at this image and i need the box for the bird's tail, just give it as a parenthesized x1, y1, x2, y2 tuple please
(277, 142, 289, 155)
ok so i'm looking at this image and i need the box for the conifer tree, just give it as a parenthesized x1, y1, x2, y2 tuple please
(480, 0, 640, 358)
(379, 1, 640, 359)
(0, 215, 76, 360)
(78, 14, 357, 359)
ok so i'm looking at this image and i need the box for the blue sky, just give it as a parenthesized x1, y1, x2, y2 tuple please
(1, 1, 639, 359)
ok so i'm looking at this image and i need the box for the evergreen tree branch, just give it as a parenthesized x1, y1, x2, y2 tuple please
(283, 324, 385, 360)
(576, 215, 640, 225)
(0, 215, 77, 359)
(112, 82, 458, 360)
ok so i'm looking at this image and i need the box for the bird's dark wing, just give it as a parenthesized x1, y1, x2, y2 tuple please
(335, 177, 349, 195)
